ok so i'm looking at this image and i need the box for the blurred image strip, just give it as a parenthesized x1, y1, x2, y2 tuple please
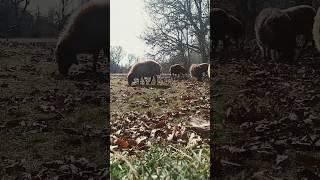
(211, 0, 320, 179)
(0, 0, 109, 179)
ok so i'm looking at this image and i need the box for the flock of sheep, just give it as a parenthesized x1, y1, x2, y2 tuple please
(127, 60, 210, 86)
(212, 5, 320, 62)
(53, 0, 210, 86)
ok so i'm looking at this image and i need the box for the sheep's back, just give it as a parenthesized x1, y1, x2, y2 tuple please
(170, 64, 186, 74)
(256, 8, 295, 51)
(129, 61, 161, 78)
(58, 0, 108, 53)
(283, 5, 315, 35)
(313, 8, 320, 51)
(255, 8, 276, 49)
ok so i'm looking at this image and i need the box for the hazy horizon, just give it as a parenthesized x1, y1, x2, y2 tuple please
(110, 0, 151, 66)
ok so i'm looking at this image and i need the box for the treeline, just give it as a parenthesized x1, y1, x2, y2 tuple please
(110, 45, 204, 74)
(0, 0, 88, 38)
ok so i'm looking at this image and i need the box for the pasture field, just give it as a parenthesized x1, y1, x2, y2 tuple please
(0, 39, 108, 179)
(213, 49, 320, 179)
(110, 74, 210, 179)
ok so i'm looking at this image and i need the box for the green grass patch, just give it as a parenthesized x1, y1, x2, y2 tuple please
(111, 145, 210, 180)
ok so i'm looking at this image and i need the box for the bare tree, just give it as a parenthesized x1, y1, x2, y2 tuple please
(55, 0, 75, 31)
(142, 0, 209, 63)
(127, 53, 139, 66)
(111, 46, 126, 73)
(9, 0, 30, 36)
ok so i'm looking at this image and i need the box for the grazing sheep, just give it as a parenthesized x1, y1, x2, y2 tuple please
(211, 8, 230, 54)
(169, 64, 187, 79)
(255, 8, 296, 61)
(227, 14, 245, 48)
(189, 63, 209, 81)
(313, 8, 320, 52)
(55, 0, 109, 75)
(283, 5, 316, 50)
(127, 60, 162, 86)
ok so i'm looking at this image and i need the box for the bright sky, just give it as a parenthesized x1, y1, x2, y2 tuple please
(110, 0, 151, 66)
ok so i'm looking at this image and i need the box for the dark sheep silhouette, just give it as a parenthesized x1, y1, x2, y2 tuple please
(55, 0, 109, 75)
(227, 14, 245, 48)
(127, 60, 162, 86)
(313, 7, 320, 52)
(283, 5, 316, 50)
(169, 64, 187, 79)
(189, 63, 209, 81)
(211, 8, 230, 54)
(255, 8, 296, 62)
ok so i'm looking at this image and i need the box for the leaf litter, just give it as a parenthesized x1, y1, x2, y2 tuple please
(213, 53, 320, 179)
(0, 40, 108, 179)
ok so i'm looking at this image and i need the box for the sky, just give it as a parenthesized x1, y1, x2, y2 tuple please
(110, 0, 151, 66)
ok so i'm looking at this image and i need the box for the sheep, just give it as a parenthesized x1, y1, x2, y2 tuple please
(55, 0, 109, 75)
(127, 60, 162, 86)
(211, 8, 230, 54)
(313, 7, 320, 52)
(169, 64, 187, 79)
(227, 14, 245, 48)
(255, 8, 296, 62)
(283, 5, 316, 54)
(189, 63, 209, 81)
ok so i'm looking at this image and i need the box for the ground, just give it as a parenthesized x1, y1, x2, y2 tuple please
(0, 39, 108, 179)
(110, 74, 210, 179)
(213, 48, 320, 179)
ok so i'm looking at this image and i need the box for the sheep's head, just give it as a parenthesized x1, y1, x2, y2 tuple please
(128, 74, 134, 86)
(55, 44, 78, 76)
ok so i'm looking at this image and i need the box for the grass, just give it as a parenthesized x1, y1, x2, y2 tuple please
(111, 75, 210, 179)
(111, 145, 210, 180)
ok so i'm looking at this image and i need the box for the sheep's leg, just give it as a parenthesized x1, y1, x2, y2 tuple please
(268, 48, 272, 61)
(296, 39, 307, 60)
(143, 77, 146, 84)
(155, 75, 157, 85)
(212, 40, 218, 59)
(312, 40, 316, 60)
(263, 47, 268, 61)
(149, 76, 153, 84)
(138, 77, 141, 84)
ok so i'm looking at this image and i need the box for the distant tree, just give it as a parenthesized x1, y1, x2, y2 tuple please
(142, 0, 209, 63)
(127, 54, 139, 66)
(31, 5, 41, 37)
(55, 0, 74, 32)
(9, 0, 31, 36)
(111, 46, 126, 73)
